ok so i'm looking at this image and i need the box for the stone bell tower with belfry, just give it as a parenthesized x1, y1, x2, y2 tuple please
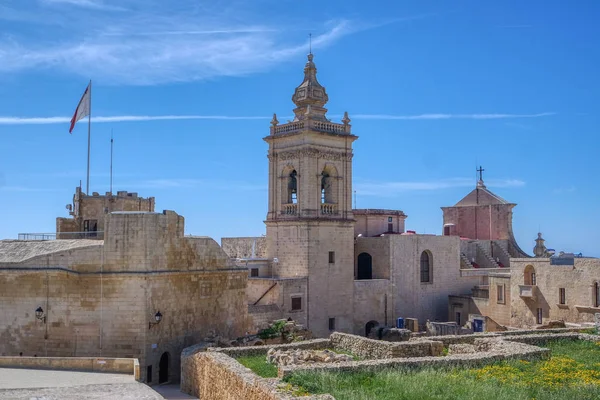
(263, 52, 357, 337)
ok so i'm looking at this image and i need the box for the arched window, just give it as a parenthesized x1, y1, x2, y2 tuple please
(321, 171, 331, 203)
(524, 265, 536, 286)
(320, 164, 338, 204)
(420, 251, 431, 283)
(594, 282, 600, 308)
(357, 252, 373, 280)
(286, 169, 297, 204)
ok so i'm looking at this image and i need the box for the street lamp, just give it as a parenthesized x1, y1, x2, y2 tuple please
(35, 307, 46, 323)
(149, 311, 162, 329)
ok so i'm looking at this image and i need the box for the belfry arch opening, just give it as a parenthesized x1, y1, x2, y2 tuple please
(320, 164, 338, 204)
(281, 166, 298, 204)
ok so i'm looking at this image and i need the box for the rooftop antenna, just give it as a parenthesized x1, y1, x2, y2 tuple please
(110, 129, 114, 195)
(309, 33, 312, 54)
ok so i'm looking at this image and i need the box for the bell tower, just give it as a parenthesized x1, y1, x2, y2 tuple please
(264, 53, 357, 336)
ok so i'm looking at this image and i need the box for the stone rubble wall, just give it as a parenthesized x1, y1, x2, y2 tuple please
(188, 351, 333, 400)
(330, 332, 443, 359)
(208, 339, 331, 359)
(279, 340, 549, 379)
(418, 327, 592, 346)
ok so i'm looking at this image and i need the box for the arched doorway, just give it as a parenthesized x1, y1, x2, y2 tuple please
(365, 320, 379, 337)
(357, 253, 372, 280)
(158, 352, 169, 384)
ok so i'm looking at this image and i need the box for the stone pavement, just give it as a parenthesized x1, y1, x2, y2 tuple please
(151, 383, 198, 399)
(0, 368, 163, 399)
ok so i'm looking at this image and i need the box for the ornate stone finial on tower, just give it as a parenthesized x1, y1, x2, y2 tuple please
(342, 111, 351, 125)
(476, 166, 486, 188)
(271, 113, 279, 126)
(291, 53, 329, 122)
(533, 232, 549, 257)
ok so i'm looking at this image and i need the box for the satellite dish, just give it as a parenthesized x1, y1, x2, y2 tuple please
(66, 204, 72, 211)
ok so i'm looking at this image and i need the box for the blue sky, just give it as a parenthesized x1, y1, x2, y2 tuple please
(0, 0, 598, 257)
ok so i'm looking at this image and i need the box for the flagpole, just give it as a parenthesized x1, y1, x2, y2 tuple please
(86, 80, 92, 195)
(110, 129, 113, 195)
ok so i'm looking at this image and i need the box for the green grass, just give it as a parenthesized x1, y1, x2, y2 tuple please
(236, 354, 278, 378)
(284, 340, 600, 400)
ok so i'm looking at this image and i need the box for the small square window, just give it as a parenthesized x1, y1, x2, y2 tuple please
(328, 251, 335, 264)
(250, 268, 259, 277)
(328, 317, 336, 331)
(291, 297, 302, 311)
(388, 217, 393, 222)
(559, 288, 566, 305)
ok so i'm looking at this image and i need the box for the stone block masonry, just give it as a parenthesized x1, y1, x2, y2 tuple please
(330, 332, 443, 359)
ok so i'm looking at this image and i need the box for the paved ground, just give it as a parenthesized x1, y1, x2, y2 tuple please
(152, 383, 197, 399)
(0, 368, 163, 399)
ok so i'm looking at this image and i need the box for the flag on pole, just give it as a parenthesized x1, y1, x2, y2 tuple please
(69, 83, 91, 133)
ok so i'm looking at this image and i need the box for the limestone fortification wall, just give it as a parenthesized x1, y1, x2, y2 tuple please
(187, 352, 330, 400)
(0, 356, 139, 378)
(0, 210, 249, 383)
(330, 333, 442, 359)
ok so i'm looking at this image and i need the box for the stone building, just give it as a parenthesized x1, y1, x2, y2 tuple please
(0, 197, 248, 383)
(222, 53, 535, 337)
(56, 186, 155, 240)
(449, 237, 599, 329)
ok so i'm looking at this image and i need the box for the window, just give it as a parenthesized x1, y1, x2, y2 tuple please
(524, 265, 536, 285)
(357, 252, 373, 280)
(444, 226, 450, 236)
(420, 251, 431, 283)
(147, 365, 152, 383)
(321, 171, 330, 204)
(287, 169, 297, 204)
(388, 217, 393, 222)
(83, 219, 98, 238)
(250, 268, 259, 277)
(559, 288, 566, 305)
(594, 282, 600, 307)
(455, 312, 461, 325)
(497, 285, 505, 304)
(388, 223, 393, 232)
(328, 317, 336, 331)
(536, 308, 543, 324)
(291, 297, 302, 311)
(329, 251, 335, 264)
(531, 272, 537, 286)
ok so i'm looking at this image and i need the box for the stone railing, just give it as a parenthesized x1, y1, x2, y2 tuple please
(272, 120, 350, 136)
(282, 204, 298, 215)
(272, 121, 305, 135)
(320, 203, 337, 215)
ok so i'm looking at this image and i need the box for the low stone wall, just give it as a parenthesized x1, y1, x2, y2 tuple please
(330, 332, 443, 359)
(496, 327, 591, 336)
(208, 339, 331, 359)
(419, 328, 596, 346)
(190, 351, 333, 399)
(0, 356, 139, 379)
(180, 342, 215, 395)
(279, 340, 549, 379)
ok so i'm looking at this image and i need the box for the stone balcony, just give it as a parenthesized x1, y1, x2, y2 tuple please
(519, 285, 538, 299)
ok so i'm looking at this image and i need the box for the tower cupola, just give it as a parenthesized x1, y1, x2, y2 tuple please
(291, 53, 329, 121)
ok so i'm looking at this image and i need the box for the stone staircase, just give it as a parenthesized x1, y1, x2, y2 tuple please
(492, 242, 512, 267)
(476, 243, 500, 268)
(460, 253, 473, 269)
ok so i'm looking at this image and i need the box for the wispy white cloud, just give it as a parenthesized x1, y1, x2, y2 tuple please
(1, 1, 417, 84)
(126, 178, 266, 191)
(351, 113, 555, 120)
(40, 0, 127, 11)
(0, 112, 555, 125)
(552, 186, 576, 194)
(355, 178, 525, 196)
